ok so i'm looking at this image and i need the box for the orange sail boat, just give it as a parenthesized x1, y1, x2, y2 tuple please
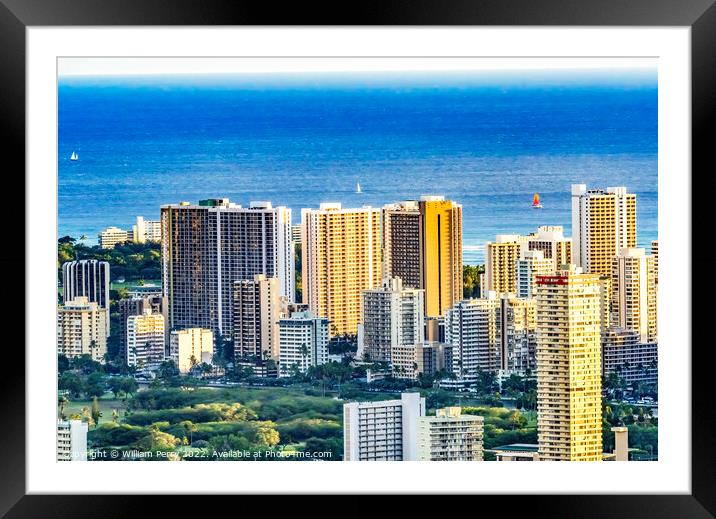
(532, 193, 543, 208)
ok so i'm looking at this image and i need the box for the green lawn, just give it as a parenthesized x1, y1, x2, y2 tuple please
(62, 394, 128, 425)
(111, 279, 162, 290)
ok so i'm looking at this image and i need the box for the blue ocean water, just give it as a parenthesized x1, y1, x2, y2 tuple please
(58, 71, 657, 264)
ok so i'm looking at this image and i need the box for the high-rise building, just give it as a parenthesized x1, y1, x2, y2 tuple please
(232, 275, 281, 362)
(170, 328, 214, 373)
(126, 309, 165, 372)
(133, 216, 162, 243)
(611, 248, 657, 343)
(161, 199, 293, 338)
(57, 297, 108, 362)
(571, 184, 637, 277)
(118, 295, 168, 363)
(445, 293, 501, 379)
(602, 327, 658, 385)
(485, 235, 521, 296)
(651, 240, 658, 284)
(516, 250, 554, 299)
(57, 419, 87, 461)
(417, 407, 484, 461)
(520, 225, 572, 269)
(419, 196, 463, 317)
(277, 311, 329, 377)
(343, 392, 425, 461)
(536, 266, 603, 461)
(301, 203, 381, 335)
(390, 341, 450, 380)
(499, 296, 537, 373)
(62, 259, 110, 336)
(360, 277, 425, 363)
(382, 200, 421, 289)
(98, 226, 131, 249)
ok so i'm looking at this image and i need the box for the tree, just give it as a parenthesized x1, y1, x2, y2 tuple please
(58, 393, 69, 420)
(59, 372, 83, 398)
(91, 396, 102, 427)
(85, 372, 108, 398)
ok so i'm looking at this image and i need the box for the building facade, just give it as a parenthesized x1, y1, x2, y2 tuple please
(516, 250, 554, 299)
(520, 225, 572, 269)
(98, 226, 131, 249)
(277, 311, 329, 376)
(445, 293, 501, 379)
(161, 199, 293, 338)
(499, 296, 537, 373)
(611, 248, 657, 343)
(133, 216, 162, 243)
(360, 277, 425, 362)
(651, 240, 658, 284)
(126, 309, 166, 372)
(233, 275, 281, 362)
(62, 259, 110, 336)
(536, 266, 603, 461)
(419, 196, 463, 317)
(417, 407, 484, 461)
(602, 327, 658, 385)
(571, 184, 637, 277)
(343, 392, 425, 461)
(382, 200, 422, 289)
(301, 203, 381, 335)
(57, 297, 108, 362)
(169, 327, 214, 373)
(57, 419, 88, 461)
(485, 235, 521, 296)
(118, 295, 168, 363)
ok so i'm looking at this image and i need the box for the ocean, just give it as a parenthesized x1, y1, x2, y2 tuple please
(58, 71, 657, 264)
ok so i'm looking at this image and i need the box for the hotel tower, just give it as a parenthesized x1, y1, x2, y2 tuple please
(161, 199, 293, 339)
(536, 266, 603, 461)
(301, 203, 382, 335)
(571, 184, 636, 277)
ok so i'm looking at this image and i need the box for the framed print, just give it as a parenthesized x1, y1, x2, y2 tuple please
(2, 0, 714, 516)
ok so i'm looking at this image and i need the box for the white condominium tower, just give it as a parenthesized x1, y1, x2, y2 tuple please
(161, 199, 293, 338)
(133, 216, 162, 243)
(62, 259, 110, 336)
(360, 277, 425, 362)
(417, 407, 484, 461)
(445, 292, 501, 378)
(571, 184, 636, 277)
(301, 203, 381, 335)
(57, 419, 88, 461)
(611, 248, 657, 343)
(516, 250, 554, 299)
(277, 311, 329, 377)
(536, 266, 603, 461)
(57, 297, 108, 362)
(233, 275, 281, 362)
(126, 309, 166, 372)
(343, 392, 425, 461)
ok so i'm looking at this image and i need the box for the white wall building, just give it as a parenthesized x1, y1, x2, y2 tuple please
(57, 297, 108, 362)
(98, 226, 131, 249)
(417, 407, 484, 461)
(278, 311, 329, 377)
(126, 309, 166, 372)
(170, 328, 214, 373)
(57, 419, 88, 461)
(516, 250, 554, 299)
(133, 216, 162, 243)
(343, 392, 426, 461)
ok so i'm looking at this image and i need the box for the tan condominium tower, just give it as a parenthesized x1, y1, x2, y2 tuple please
(57, 297, 108, 362)
(485, 235, 522, 296)
(419, 196, 463, 317)
(611, 248, 657, 343)
(301, 203, 382, 336)
(521, 225, 572, 270)
(651, 240, 658, 284)
(233, 274, 281, 362)
(536, 266, 603, 461)
(571, 184, 636, 277)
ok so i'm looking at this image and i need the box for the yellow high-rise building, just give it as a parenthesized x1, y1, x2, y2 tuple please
(571, 184, 636, 277)
(418, 196, 463, 317)
(485, 235, 521, 296)
(611, 248, 657, 343)
(301, 203, 382, 335)
(536, 265, 603, 461)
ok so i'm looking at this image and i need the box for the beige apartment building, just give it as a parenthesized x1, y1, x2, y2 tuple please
(170, 328, 214, 373)
(233, 274, 281, 362)
(417, 407, 484, 461)
(571, 184, 637, 277)
(98, 226, 131, 249)
(651, 240, 658, 284)
(520, 225, 572, 269)
(485, 235, 521, 295)
(301, 203, 382, 335)
(611, 248, 657, 343)
(57, 297, 108, 362)
(126, 309, 165, 372)
(535, 266, 603, 461)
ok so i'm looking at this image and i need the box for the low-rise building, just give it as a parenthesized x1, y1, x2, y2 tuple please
(417, 407, 484, 461)
(492, 443, 540, 461)
(602, 327, 658, 385)
(126, 309, 165, 372)
(170, 328, 214, 373)
(278, 311, 329, 377)
(98, 226, 131, 249)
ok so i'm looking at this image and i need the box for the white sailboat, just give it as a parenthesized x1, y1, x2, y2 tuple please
(356, 182, 362, 194)
(70, 151, 78, 161)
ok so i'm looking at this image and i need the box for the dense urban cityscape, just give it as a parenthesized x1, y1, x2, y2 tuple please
(57, 182, 658, 462)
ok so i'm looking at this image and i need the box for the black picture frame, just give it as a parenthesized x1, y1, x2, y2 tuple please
(2, 0, 713, 516)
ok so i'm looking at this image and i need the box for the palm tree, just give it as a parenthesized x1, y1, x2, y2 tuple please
(300, 343, 309, 373)
(58, 393, 69, 420)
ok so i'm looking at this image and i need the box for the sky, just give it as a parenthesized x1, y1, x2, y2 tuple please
(57, 57, 657, 77)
